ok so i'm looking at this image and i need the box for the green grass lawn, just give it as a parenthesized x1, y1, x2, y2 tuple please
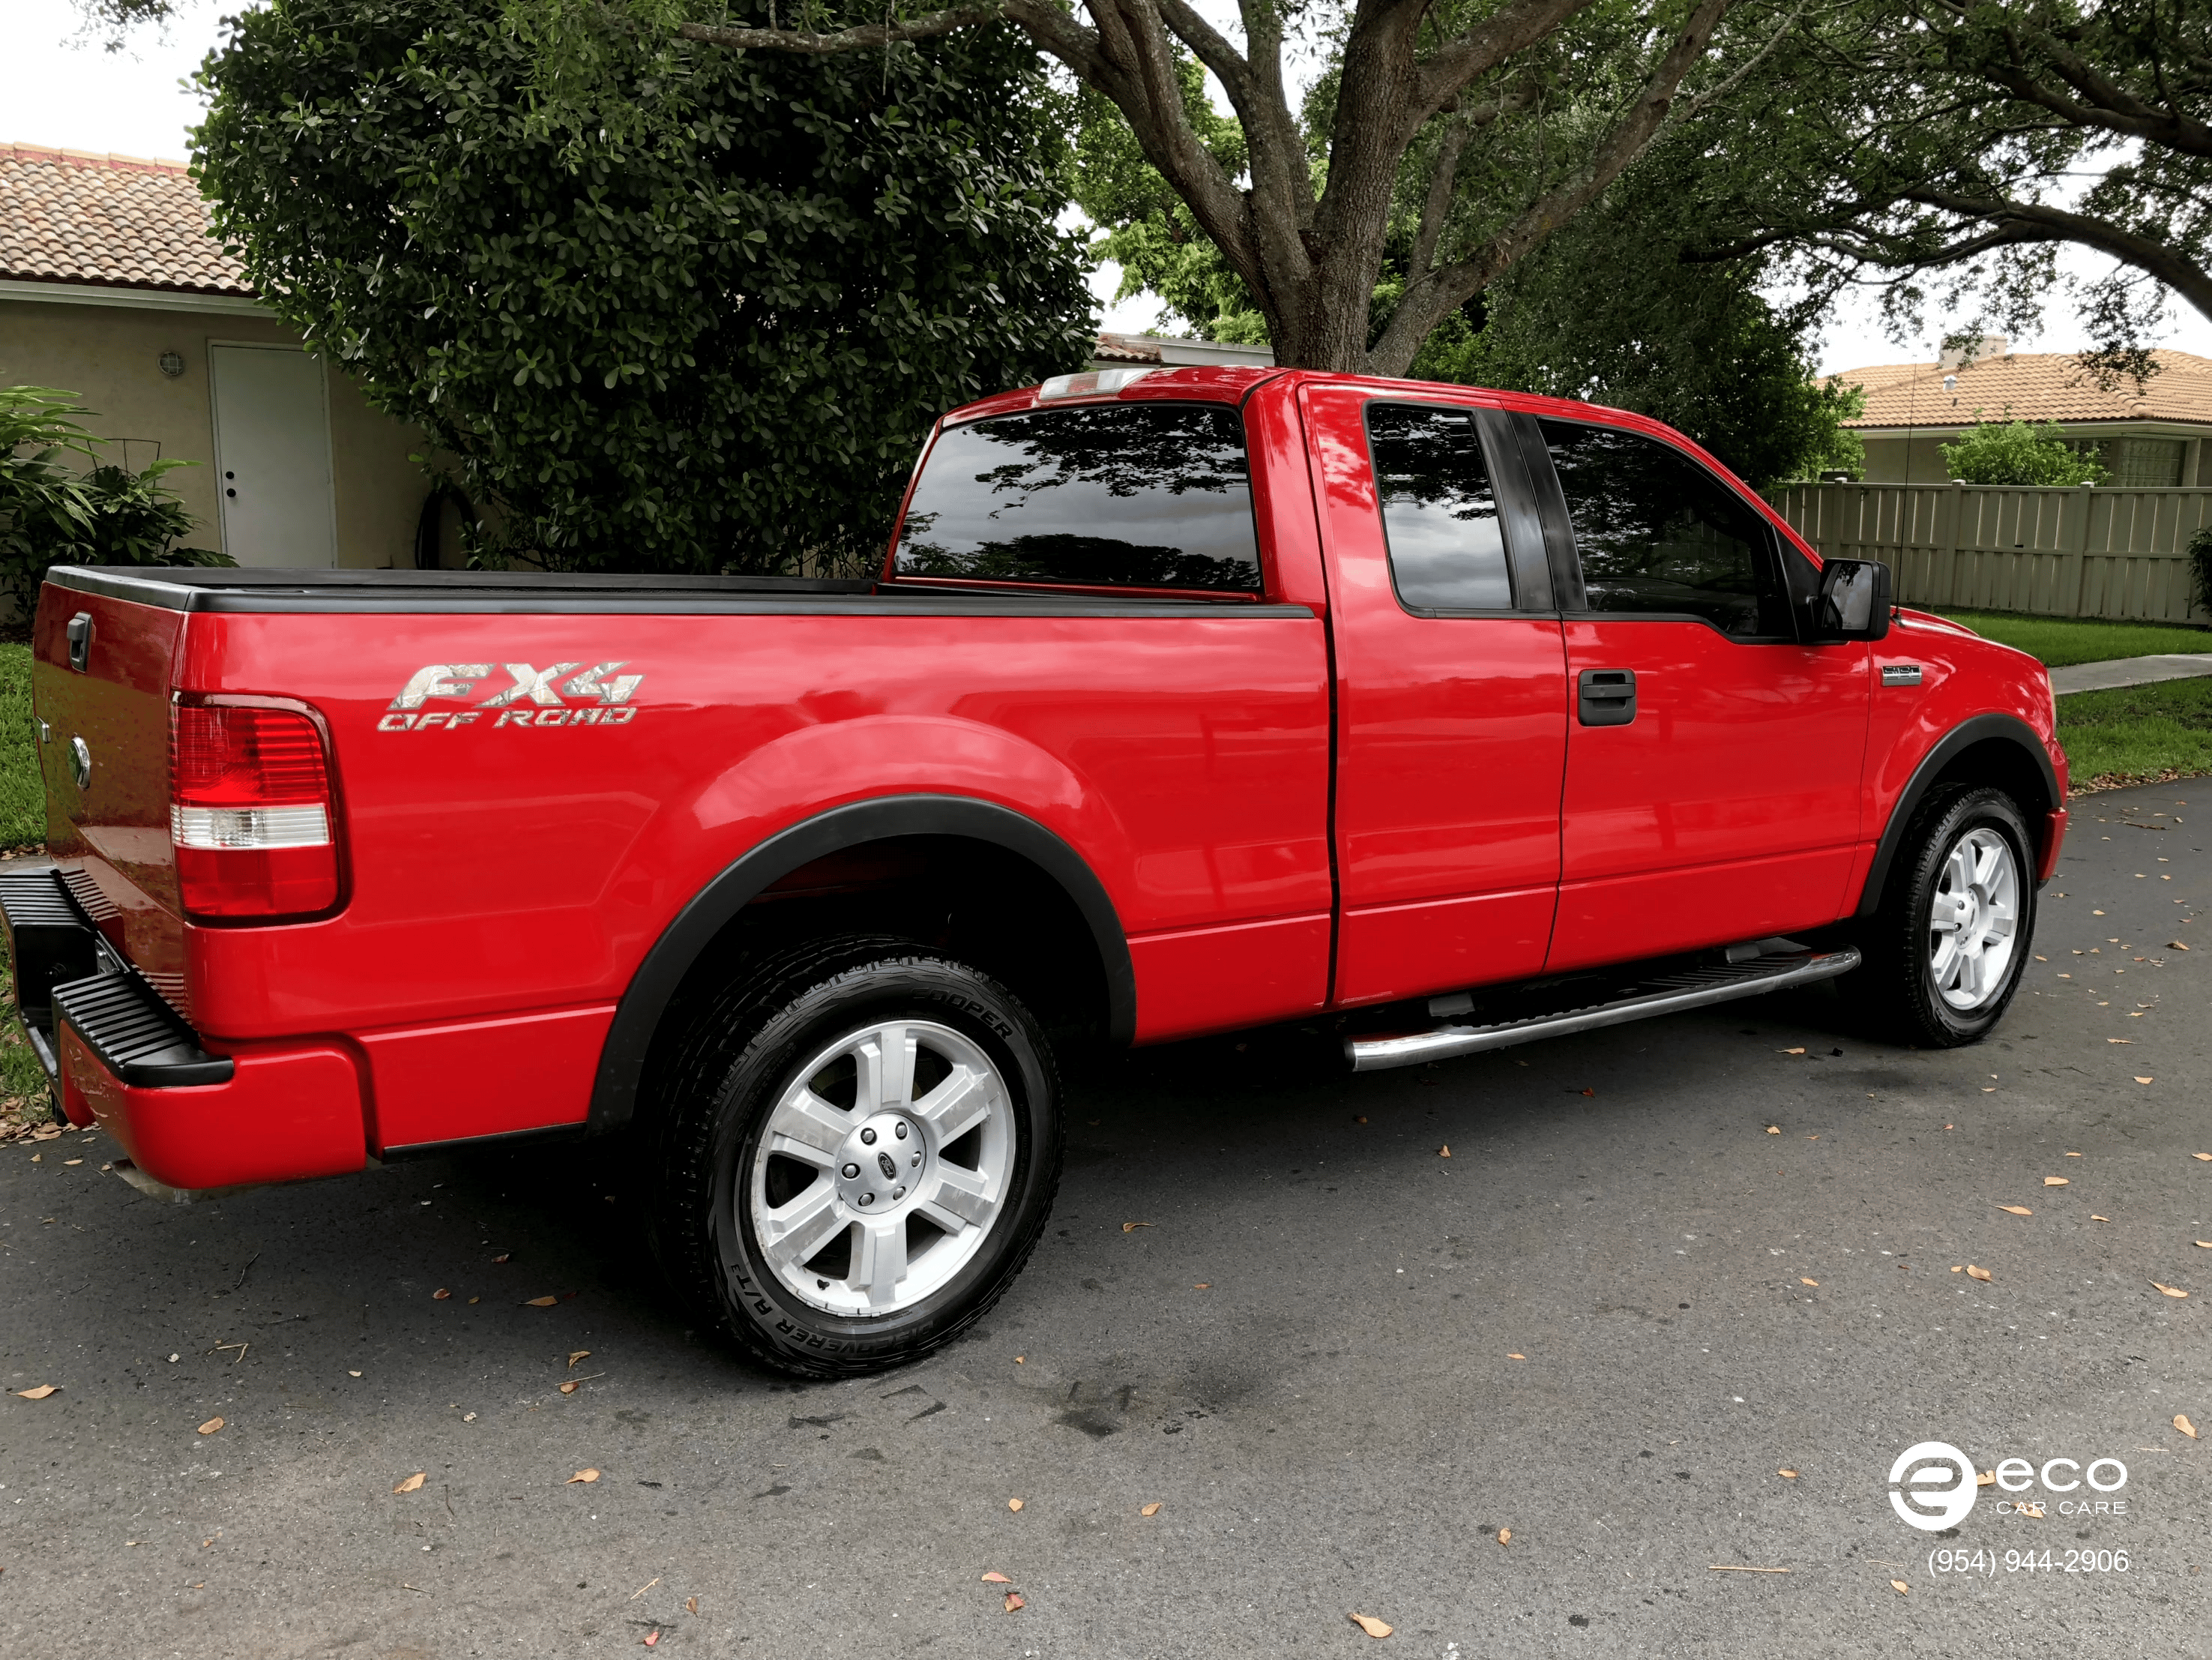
(0, 643, 43, 850)
(1935, 609, 2212, 667)
(2055, 675, 2212, 790)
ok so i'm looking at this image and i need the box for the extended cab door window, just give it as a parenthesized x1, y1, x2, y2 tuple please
(893, 402, 1261, 594)
(1304, 388, 1569, 1007)
(1531, 415, 1871, 972)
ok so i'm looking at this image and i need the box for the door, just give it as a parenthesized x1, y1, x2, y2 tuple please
(1304, 387, 1569, 1006)
(1531, 415, 1869, 972)
(208, 344, 337, 567)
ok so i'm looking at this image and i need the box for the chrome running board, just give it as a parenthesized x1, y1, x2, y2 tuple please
(1343, 946, 1861, 1073)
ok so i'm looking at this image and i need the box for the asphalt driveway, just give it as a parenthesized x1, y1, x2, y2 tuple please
(3, 779, 2207, 1659)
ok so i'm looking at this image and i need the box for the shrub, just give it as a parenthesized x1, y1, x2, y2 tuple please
(0, 387, 230, 617)
(1938, 415, 2108, 487)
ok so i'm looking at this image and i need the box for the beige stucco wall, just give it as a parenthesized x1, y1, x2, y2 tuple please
(0, 293, 427, 568)
(1860, 424, 2212, 487)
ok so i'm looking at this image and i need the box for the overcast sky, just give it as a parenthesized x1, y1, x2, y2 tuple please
(10, 0, 2208, 374)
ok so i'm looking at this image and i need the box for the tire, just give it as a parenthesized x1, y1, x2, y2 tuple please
(648, 935, 1063, 1378)
(1844, 784, 2037, 1047)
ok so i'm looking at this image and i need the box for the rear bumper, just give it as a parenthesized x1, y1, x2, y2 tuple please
(4, 867, 365, 1191)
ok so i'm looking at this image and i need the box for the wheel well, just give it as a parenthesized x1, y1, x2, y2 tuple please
(1926, 736, 2054, 826)
(662, 834, 1112, 1050)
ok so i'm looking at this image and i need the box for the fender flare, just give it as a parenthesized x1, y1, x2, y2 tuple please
(1854, 713, 2061, 918)
(587, 794, 1136, 1133)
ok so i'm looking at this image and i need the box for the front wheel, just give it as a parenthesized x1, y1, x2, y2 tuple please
(1843, 784, 2037, 1047)
(649, 937, 1063, 1377)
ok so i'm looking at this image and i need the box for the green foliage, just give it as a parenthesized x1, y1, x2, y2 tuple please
(1938, 418, 2108, 487)
(0, 387, 229, 618)
(0, 643, 43, 852)
(1938, 609, 2212, 667)
(2057, 674, 2212, 788)
(2190, 524, 2212, 622)
(1070, 61, 1266, 341)
(196, 0, 1097, 576)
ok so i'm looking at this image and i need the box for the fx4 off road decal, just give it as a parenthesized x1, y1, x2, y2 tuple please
(379, 662, 645, 732)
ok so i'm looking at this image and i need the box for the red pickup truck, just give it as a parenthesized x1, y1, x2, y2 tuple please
(9, 365, 2065, 1374)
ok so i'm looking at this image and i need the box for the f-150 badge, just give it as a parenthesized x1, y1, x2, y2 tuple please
(379, 662, 645, 731)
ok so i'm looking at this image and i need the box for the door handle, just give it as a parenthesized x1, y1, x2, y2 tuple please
(1577, 668, 1636, 727)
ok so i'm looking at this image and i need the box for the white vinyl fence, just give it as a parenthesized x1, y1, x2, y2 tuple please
(1766, 481, 2211, 626)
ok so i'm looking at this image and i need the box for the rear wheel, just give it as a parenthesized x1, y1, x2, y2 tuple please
(1844, 785, 2037, 1047)
(649, 936, 1062, 1377)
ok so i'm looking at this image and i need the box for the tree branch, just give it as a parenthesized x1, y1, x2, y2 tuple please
(675, 2, 1004, 54)
(1414, 0, 1607, 117)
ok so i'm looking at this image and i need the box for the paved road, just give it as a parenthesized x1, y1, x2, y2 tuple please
(3, 781, 2208, 1659)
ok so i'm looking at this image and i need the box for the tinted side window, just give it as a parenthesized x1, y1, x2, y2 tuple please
(1537, 418, 1788, 637)
(893, 403, 1260, 593)
(1366, 403, 1513, 611)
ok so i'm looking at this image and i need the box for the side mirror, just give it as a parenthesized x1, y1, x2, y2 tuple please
(1806, 558, 1890, 643)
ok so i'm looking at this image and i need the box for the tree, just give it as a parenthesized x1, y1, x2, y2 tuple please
(519, 0, 1810, 375)
(1938, 415, 2108, 485)
(1686, 2, 2212, 375)
(194, 0, 1094, 575)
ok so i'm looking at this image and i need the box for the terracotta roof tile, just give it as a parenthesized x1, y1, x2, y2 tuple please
(1092, 332, 1164, 364)
(1833, 349, 2212, 430)
(0, 142, 250, 296)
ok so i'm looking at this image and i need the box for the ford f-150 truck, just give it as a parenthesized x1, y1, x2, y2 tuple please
(7, 364, 2066, 1375)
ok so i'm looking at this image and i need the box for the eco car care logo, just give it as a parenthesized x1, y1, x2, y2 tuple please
(1887, 1440, 2129, 1531)
(379, 662, 645, 733)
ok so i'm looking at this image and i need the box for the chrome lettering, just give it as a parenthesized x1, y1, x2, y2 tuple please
(561, 661, 645, 706)
(378, 712, 417, 732)
(480, 662, 582, 709)
(389, 664, 494, 710)
(494, 709, 535, 728)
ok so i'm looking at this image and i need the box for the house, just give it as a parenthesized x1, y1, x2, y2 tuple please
(0, 142, 433, 568)
(1831, 337, 2212, 487)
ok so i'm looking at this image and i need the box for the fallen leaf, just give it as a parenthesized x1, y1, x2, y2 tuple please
(1966, 1264, 1992, 1282)
(1141, 1502, 1162, 1516)
(14, 1385, 58, 1400)
(524, 1296, 559, 1307)
(63, 1158, 81, 1166)
(2194, 1153, 2212, 1162)
(1778, 1469, 1798, 1479)
(981, 1572, 1012, 1584)
(2177, 1415, 2199, 1439)
(1007, 1497, 1023, 1512)
(643, 1633, 659, 1647)
(1779, 1047, 1806, 1055)
(568, 1350, 591, 1368)
(1579, 1087, 1594, 1096)
(2152, 1282, 2190, 1299)
(1003, 1593, 1025, 1614)
(1800, 1277, 1819, 1287)
(1765, 1125, 1781, 1134)
(462, 1413, 475, 1422)
(394, 1473, 426, 1494)
(2093, 1215, 2112, 1222)
(1891, 1580, 1909, 1596)
(1348, 1613, 1393, 1638)
(349, 1370, 363, 1377)
(1121, 1222, 1151, 1233)
(567, 1469, 600, 1485)
(433, 1288, 451, 1300)
(2067, 1152, 2082, 1157)
(559, 1381, 579, 1395)
(2197, 1242, 2212, 1248)
(1013, 1355, 1025, 1364)
(1507, 1353, 1525, 1360)
(685, 1598, 698, 1616)
(1977, 1470, 1995, 1487)
(1193, 1282, 1211, 1289)
(196, 1417, 224, 1436)
(493, 1253, 510, 1263)
(2108, 1038, 2134, 1044)
(1497, 1528, 1511, 1545)
(2171, 941, 2190, 950)
(2044, 1176, 2070, 1186)
(1951, 1265, 1963, 1272)
(1438, 1146, 1450, 1158)
(1354, 1115, 1367, 1123)
(2135, 1077, 2155, 1085)
(1997, 1206, 2033, 1215)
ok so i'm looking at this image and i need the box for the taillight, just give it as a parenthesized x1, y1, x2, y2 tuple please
(169, 703, 341, 920)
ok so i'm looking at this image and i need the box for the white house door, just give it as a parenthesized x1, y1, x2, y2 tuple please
(208, 344, 337, 567)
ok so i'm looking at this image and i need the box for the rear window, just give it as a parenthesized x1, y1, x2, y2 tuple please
(893, 402, 1262, 593)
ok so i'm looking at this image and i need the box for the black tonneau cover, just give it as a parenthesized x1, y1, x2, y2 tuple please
(43, 567, 1301, 619)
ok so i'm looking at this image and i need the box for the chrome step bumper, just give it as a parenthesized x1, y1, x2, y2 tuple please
(1344, 947, 1862, 1073)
